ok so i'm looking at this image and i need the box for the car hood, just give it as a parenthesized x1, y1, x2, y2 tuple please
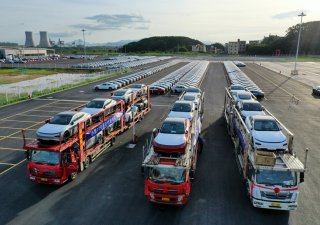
(81, 108, 101, 115)
(168, 111, 193, 119)
(37, 124, 67, 134)
(253, 130, 287, 143)
(154, 133, 186, 146)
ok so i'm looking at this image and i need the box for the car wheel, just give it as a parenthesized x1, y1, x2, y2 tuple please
(95, 87, 99, 90)
(63, 131, 70, 142)
(70, 172, 77, 180)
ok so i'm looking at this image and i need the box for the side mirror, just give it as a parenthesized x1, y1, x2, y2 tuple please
(70, 121, 74, 125)
(25, 150, 31, 160)
(261, 106, 265, 110)
(299, 172, 304, 183)
(45, 119, 50, 123)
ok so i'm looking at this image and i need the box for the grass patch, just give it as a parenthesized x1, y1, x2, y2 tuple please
(0, 69, 130, 106)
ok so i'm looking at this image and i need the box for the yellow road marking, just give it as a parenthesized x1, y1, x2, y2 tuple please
(0, 101, 58, 121)
(0, 121, 43, 141)
(0, 162, 16, 166)
(0, 136, 33, 140)
(19, 114, 50, 118)
(0, 127, 36, 130)
(31, 109, 62, 113)
(0, 159, 26, 176)
(0, 147, 25, 151)
(1, 119, 42, 123)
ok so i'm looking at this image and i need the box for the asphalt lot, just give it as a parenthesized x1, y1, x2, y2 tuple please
(0, 62, 319, 225)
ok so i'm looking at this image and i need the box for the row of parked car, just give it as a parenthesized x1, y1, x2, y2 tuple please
(94, 60, 179, 91)
(228, 84, 288, 151)
(0, 55, 60, 64)
(224, 61, 265, 99)
(149, 61, 208, 95)
(72, 56, 170, 69)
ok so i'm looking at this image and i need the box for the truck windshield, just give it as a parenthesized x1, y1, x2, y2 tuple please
(149, 167, 186, 184)
(31, 150, 60, 165)
(256, 170, 297, 187)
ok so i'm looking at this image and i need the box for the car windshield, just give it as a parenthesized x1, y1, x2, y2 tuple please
(130, 84, 141, 88)
(231, 86, 245, 90)
(149, 167, 186, 184)
(242, 103, 262, 111)
(254, 120, 280, 131)
(86, 100, 105, 109)
(113, 91, 126, 96)
(256, 170, 297, 187)
(160, 121, 185, 134)
(49, 114, 73, 125)
(183, 95, 196, 101)
(172, 103, 191, 112)
(238, 94, 251, 100)
(31, 150, 60, 165)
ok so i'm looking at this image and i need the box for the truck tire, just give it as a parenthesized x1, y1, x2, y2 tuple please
(84, 157, 90, 169)
(70, 172, 77, 180)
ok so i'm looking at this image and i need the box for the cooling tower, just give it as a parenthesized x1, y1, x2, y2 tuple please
(25, 31, 35, 47)
(39, 31, 51, 48)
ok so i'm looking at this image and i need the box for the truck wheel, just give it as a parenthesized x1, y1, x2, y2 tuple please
(84, 157, 90, 169)
(70, 172, 77, 180)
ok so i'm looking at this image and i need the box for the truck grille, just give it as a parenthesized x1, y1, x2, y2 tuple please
(261, 191, 292, 200)
(43, 171, 56, 177)
(153, 188, 179, 195)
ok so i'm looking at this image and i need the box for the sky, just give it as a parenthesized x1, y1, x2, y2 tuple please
(1, 0, 320, 45)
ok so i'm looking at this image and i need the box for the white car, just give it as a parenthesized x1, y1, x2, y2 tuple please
(168, 100, 195, 120)
(237, 100, 265, 121)
(111, 88, 134, 104)
(125, 106, 138, 123)
(36, 111, 91, 142)
(153, 117, 191, 153)
(245, 115, 288, 151)
(233, 90, 253, 103)
(182, 93, 201, 110)
(129, 84, 147, 95)
(81, 98, 117, 115)
(94, 82, 118, 90)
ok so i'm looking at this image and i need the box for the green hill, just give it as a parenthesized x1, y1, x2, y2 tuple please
(120, 36, 203, 52)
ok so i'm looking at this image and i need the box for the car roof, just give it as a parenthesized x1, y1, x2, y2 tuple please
(240, 100, 260, 104)
(91, 98, 111, 101)
(174, 100, 193, 105)
(251, 115, 274, 120)
(164, 117, 187, 123)
(58, 111, 78, 115)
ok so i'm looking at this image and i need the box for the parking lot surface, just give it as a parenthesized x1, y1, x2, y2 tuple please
(0, 62, 319, 225)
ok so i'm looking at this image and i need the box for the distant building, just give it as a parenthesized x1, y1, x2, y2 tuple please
(0, 47, 48, 59)
(192, 44, 206, 52)
(226, 39, 246, 54)
(206, 45, 224, 54)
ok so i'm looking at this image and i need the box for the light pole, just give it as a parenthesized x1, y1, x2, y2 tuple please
(81, 29, 86, 59)
(291, 12, 306, 75)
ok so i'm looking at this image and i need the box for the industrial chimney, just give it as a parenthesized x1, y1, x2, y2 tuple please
(25, 31, 35, 47)
(39, 31, 51, 48)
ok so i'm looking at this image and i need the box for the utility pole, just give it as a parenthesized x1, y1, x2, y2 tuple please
(81, 29, 86, 59)
(291, 12, 306, 75)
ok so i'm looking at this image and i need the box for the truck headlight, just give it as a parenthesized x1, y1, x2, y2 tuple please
(150, 193, 154, 199)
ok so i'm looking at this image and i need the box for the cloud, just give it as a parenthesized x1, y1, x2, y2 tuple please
(49, 32, 78, 38)
(272, 10, 307, 20)
(70, 14, 150, 31)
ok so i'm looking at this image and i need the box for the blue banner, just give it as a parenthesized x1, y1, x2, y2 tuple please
(86, 111, 124, 140)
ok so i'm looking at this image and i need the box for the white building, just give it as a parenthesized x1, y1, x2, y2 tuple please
(225, 39, 246, 54)
(192, 44, 206, 52)
(0, 47, 48, 59)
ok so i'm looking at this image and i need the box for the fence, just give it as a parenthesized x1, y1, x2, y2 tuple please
(0, 68, 126, 105)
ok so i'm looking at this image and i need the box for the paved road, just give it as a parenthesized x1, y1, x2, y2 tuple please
(0, 62, 318, 225)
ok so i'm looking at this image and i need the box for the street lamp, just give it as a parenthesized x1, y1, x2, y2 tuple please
(81, 29, 86, 59)
(291, 12, 306, 75)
